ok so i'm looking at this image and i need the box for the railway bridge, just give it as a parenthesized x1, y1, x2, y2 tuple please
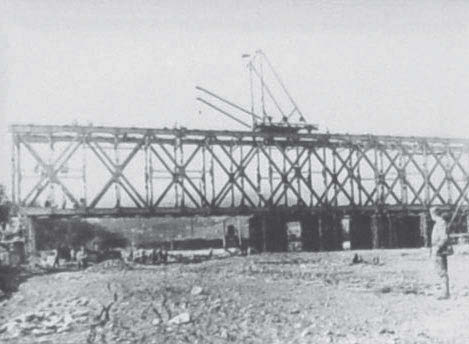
(10, 124, 469, 252)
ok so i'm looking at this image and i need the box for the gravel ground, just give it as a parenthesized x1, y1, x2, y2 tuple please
(1, 248, 469, 344)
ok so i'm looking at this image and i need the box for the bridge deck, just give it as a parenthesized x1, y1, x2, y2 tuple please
(21, 205, 448, 218)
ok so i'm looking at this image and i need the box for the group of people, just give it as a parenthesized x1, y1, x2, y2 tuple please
(51, 245, 88, 269)
(126, 247, 168, 265)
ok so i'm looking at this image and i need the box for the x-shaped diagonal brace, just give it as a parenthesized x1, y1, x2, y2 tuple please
(267, 144, 312, 206)
(150, 142, 207, 208)
(20, 137, 81, 207)
(311, 148, 354, 205)
(87, 139, 146, 208)
(207, 144, 259, 208)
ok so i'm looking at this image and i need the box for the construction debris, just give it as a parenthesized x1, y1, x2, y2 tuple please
(0, 297, 93, 339)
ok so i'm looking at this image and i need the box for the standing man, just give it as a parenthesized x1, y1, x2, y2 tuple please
(76, 246, 88, 269)
(52, 246, 60, 269)
(430, 207, 453, 299)
(70, 246, 76, 261)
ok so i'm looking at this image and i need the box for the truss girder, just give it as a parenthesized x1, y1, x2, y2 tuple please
(10, 124, 469, 212)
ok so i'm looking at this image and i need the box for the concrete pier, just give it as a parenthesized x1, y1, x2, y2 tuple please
(419, 212, 431, 247)
(249, 213, 288, 252)
(371, 213, 389, 249)
(349, 214, 372, 249)
(299, 212, 342, 251)
(388, 215, 421, 248)
(350, 212, 423, 250)
(249, 211, 343, 253)
(300, 214, 320, 251)
(249, 210, 425, 252)
(318, 212, 342, 251)
(24, 216, 37, 255)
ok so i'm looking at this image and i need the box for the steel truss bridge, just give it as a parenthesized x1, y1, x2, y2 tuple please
(10, 124, 469, 217)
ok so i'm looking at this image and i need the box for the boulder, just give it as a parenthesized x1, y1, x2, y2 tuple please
(190, 286, 203, 296)
(168, 312, 191, 325)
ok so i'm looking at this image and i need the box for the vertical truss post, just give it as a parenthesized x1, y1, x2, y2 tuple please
(256, 144, 262, 207)
(82, 138, 87, 207)
(240, 143, 245, 206)
(229, 144, 235, 207)
(379, 148, 385, 205)
(11, 135, 17, 204)
(283, 146, 288, 206)
(423, 142, 430, 207)
(149, 142, 154, 207)
(296, 146, 302, 204)
(144, 135, 150, 207)
(178, 137, 185, 208)
(349, 148, 355, 206)
(202, 146, 207, 206)
(48, 134, 54, 206)
(464, 145, 469, 207)
(268, 146, 273, 202)
(17, 138, 22, 204)
(114, 135, 121, 207)
(308, 148, 313, 207)
(174, 138, 179, 208)
(373, 147, 380, 208)
(445, 144, 452, 204)
(357, 148, 363, 206)
(332, 148, 338, 207)
(210, 142, 215, 206)
(322, 147, 328, 205)
(399, 147, 408, 205)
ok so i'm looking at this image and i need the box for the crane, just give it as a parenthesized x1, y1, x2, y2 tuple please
(196, 50, 318, 134)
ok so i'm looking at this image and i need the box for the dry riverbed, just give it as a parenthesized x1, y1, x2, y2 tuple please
(1, 248, 469, 344)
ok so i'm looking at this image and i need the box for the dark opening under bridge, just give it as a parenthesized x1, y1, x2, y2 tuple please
(10, 124, 469, 251)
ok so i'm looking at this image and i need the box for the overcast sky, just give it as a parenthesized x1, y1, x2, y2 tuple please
(1, 0, 469, 189)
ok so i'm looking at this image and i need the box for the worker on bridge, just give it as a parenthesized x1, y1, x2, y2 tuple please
(430, 206, 453, 299)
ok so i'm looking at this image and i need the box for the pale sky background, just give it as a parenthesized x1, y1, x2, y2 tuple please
(1, 0, 469, 194)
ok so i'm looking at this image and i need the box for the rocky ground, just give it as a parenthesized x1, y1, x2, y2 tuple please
(1, 247, 469, 344)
